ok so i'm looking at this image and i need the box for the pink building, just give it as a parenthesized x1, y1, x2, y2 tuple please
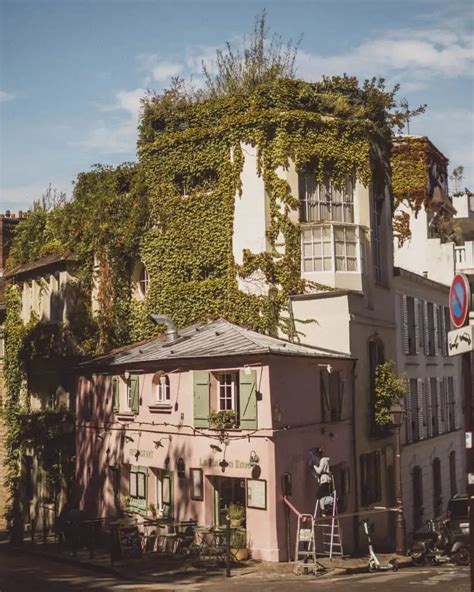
(75, 319, 356, 561)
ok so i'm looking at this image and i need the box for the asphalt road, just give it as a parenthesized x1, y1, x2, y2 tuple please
(0, 552, 470, 592)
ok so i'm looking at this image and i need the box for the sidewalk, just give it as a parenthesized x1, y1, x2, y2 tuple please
(0, 536, 413, 585)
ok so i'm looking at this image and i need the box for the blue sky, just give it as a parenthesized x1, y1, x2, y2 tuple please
(1, 0, 473, 210)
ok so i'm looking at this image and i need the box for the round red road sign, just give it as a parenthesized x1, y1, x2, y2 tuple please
(449, 273, 471, 328)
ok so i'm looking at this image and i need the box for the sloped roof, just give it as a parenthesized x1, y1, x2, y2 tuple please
(4, 252, 76, 280)
(83, 318, 352, 369)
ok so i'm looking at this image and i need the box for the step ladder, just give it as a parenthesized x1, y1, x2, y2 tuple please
(314, 478, 344, 559)
(293, 513, 319, 575)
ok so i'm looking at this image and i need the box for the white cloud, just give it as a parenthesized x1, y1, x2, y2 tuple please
(0, 90, 15, 103)
(81, 88, 147, 154)
(296, 24, 473, 88)
(151, 61, 184, 82)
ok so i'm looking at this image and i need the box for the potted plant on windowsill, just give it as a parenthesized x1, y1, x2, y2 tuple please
(228, 502, 245, 527)
(230, 526, 249, 561)
(209, 410, 238, 430)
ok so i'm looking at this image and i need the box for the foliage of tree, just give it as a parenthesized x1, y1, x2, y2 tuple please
(374, 361, 407, 426)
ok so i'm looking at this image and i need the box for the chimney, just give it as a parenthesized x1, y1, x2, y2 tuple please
(149, 314, 178, 342)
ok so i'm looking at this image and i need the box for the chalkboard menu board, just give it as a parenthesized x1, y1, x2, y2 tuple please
(117, 525, 142, 559)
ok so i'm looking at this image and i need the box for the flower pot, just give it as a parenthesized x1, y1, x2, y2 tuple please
(230, 519, 242, 527)
(231, 547, 249, 561)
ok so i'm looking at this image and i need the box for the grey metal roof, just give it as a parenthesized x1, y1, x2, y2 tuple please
(83, 318, 352, 369)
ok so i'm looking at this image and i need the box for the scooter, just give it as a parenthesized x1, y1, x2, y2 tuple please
(410, 519, 470, 566)
(360, 519, 399, 573)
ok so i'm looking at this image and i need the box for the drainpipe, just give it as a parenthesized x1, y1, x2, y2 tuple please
(351, 358, 360, 553)
(149, 314, 178, 342)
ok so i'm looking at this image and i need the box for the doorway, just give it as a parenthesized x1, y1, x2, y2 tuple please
(211, 477, 246, 525)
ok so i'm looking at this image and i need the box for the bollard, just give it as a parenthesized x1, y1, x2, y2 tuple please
(226, 516, 231, 578)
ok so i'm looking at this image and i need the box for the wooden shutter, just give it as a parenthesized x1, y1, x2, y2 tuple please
(417, 299, 425, 353)
(434, 304, 441, 355)
(320, 370, 330, 422)
(414, 298, 420, 354)
(193, 371, 210, 427)
(337, 371, 344, 421)
(426, 379, 433, 439)
(441, 307, 447, 356)
(417, 379, 425, 440)
(402, 295, 409, 354)
(112, 376, 119, 412)
(239, 369, 257, 430)
(130, 375, 140, 414)
(423, 302, 430, 355)
(405, 387, 413, 444)
(436, 378, 442, 435)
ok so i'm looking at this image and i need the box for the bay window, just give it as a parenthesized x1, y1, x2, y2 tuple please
(302, 224, 359, 273)
(299, 173, 354, 223)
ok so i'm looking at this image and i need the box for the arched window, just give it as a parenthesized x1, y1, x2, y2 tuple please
(132, 261, 149, 300)
(432, 457, 442, 517)
(153, 373, 170, 405)
(412, 466, 424, 531)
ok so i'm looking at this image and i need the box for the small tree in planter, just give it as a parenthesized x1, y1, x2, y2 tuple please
(374, 361, 407, 427)
(228, 502, 245, 527)
(209, 409, 238, 430)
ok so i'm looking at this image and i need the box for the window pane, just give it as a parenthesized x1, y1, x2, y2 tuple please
(130, 473, 137, 497)
(138, 472, 146, 498)
(336, 257, 346, 271)
(347, 257, 357, 271)
(303, 258, 314, 272)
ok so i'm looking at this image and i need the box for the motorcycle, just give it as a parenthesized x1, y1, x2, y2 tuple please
(410, 519, 470, 566)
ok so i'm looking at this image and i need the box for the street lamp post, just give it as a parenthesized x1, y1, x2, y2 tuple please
(390, 402, 406, 555)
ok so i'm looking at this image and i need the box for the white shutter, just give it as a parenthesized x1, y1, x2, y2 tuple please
(441, 307, 447, 356)
(454, 378, 461, 430)
(433, 304, 440, 355)
(414, 298, 421, 354)
(418, 299, 425, 353)
(426, 379, 433, 438)
(402, 295, 409, 354)
(405, 386, 413, 444)
(423, 302, 430, 355)
(436, 378, 443, 435)
(417, 379, 425, 440)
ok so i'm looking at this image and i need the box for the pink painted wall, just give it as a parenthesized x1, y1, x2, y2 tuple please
(75, 354, 355, 562)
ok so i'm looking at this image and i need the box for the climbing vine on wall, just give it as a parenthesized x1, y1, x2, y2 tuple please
(392, 136, 453, 246)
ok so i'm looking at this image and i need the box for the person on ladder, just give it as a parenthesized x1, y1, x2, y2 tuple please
(310, 447, 334, 516)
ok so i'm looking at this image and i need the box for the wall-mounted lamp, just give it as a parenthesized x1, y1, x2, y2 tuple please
(124, 371, 130, 380)
(210, 444, 222, 453)
(244, 364, 252, 376)
(317, 364, 333, 374)
(124, 435, 134, 443)
(153, 435, 172, 448)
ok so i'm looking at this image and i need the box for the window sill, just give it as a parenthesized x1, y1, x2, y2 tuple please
(149, 404, 173, 414)
(115, 411, 135, 421)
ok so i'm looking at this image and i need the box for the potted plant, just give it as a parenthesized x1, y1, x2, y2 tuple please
(228, 502, 245, 527)
(230, 527, 249, 561)
(209, 409, 238, 430)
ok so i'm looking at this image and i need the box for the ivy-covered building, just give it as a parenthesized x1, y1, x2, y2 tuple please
(3, 76, 421, 550)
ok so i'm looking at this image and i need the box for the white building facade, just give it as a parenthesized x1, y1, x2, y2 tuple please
(394, 268, 464, 540)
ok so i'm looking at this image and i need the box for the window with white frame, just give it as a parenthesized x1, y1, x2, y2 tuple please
(129, 465, 147, 511)
(218, 372, 240, 412)
(334, 226, 357, 271)
(156, 374, 170, 404)
(156, 470, 172, 518)
(302, 224, 359, 273)
(298, 173, 354, 223)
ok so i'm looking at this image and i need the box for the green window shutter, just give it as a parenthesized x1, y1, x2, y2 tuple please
(193, 371, 210, 427)
(131, 375, 140, 414)
(112, 377, 119, 412)
(239, 369, 257, 430)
